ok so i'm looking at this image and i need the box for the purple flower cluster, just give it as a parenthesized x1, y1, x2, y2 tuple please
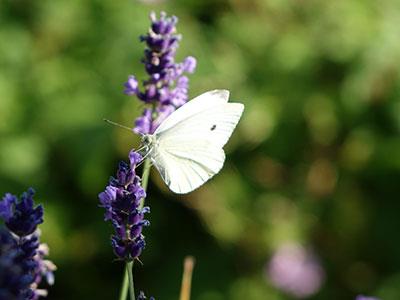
(99, 150, 150, 260)
(355, 296, 380, 300)
(267, 244, 324, 298)
(0, 229, 29, 300)
(124, 11, 196, 134)
(0, 189, 56, 300)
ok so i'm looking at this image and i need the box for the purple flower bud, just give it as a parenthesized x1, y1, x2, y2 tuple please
(130, 224, 144, 239)
(133, 187, 146, 201)
(0, 188, 43, 237)
(150, 73, 161, 81)
(130, 220, 150, 238)
(145, 84, 158, 100)
(129, 150, 143, 167)
(111, 235, 128, 259)
(128, 211, 143, 226)
(33, 242, 57, 292)
(129, 238, 145, 258)
(183, 56, 197, 73)
(113, 222, 127, 239)
(134, 109, 153, 135)
(141, 207, 150, 214)
(99, 186, 117, 205)
(171, 76, 189, 107)
(0, 193, 16, 222)
(124, 75, 139, 95)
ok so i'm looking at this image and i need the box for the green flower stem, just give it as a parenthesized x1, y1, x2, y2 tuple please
(118, 158, 152, 300)
(127, 261, 135, 300)
(139, 158, 152, 208)
(118, 270, 129, 300)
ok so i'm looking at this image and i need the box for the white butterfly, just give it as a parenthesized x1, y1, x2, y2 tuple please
(142, 89, 244, 194)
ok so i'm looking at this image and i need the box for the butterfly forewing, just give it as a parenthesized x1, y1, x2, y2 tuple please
(157, 103, 243, 147)
(154, 89, 230, 135)
(150, 90, 244, 194)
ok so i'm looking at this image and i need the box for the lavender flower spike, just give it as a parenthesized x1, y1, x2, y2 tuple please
(0, 189, 56, 300)
(124, 11, 197, 135)
(99, 150, 150, 260)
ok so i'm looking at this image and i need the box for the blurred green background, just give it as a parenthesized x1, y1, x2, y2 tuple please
(1, 0, 400, 299)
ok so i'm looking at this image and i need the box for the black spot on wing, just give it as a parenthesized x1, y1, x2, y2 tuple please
(210, 124, 217, 131)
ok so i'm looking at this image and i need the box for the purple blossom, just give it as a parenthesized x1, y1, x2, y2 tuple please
(0, 189, 43, 237)
(266, 244, 325, 298)
(0, 189, 55, 300)
(123, 11, 196, 135)
(99, 150, 150, 260)
(30, 242, 57, 299)
(355, 296, 380, 300)
(124, 75, 139, 95)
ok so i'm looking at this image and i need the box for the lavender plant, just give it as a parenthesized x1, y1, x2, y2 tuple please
(99, 151, 149, 261)
(123, 11, 196, 135)
(100, 11, 196, 300)
(0, 188, 56, 300)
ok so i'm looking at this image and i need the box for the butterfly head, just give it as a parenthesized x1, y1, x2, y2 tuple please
(140, 134, 157, 155)
(141, 134, 155, 146)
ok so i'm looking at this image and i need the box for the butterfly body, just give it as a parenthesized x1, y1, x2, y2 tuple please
(143, 90, 244, 194)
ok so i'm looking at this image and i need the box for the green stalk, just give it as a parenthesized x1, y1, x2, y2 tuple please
(139, 158, 152, 208)
(118, 158, 151, 300)
(127, 261, 135, 300)
(118, 270, 129, 300)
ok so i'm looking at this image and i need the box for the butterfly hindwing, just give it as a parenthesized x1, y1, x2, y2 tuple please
(152, 142, 225, 194)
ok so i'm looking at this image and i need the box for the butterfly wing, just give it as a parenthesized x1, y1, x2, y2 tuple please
(151, 90, 244, 194)
(152, 142, 226, 194)
(154, 89, 230, 135)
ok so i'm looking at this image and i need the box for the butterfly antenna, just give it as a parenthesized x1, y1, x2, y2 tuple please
(103, 118, 133, 132)
(135, 149, 152, 168)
